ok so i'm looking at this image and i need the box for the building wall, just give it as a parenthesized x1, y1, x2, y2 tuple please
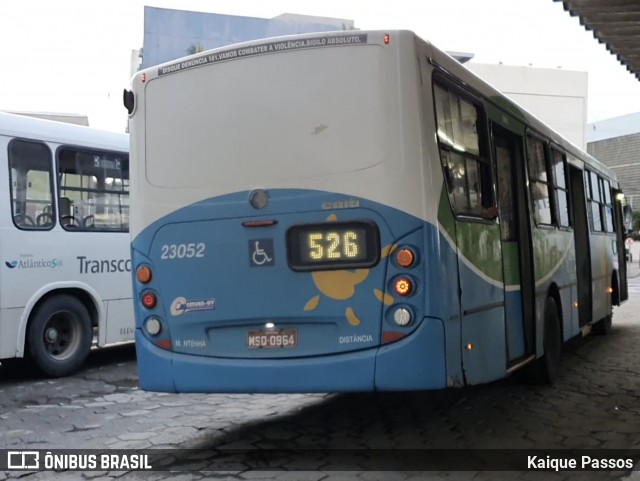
(467, 63, 588, 150)
(587, 112, 640, 142)
(588, 133, 640, 209)
(141, 7, 354, 69)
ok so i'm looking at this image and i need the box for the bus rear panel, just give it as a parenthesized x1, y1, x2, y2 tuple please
(130, 32, 453, 392)
(133, 191, 449, 392)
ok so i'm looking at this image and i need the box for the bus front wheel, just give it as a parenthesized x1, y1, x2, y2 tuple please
(27, 295, 93, 377)
(526, 297, 562, 385)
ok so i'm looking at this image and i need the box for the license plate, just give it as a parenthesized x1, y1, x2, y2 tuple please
(246, 328, 298, 349)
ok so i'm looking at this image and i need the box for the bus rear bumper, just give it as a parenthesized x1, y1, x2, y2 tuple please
(135, 317, 446, 393)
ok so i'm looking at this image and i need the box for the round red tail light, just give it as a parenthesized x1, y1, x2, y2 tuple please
(141, 291, 157, 309)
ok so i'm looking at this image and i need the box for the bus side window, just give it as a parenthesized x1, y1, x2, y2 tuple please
(550, 148, 571, 228)
(8, 139, 53, 230)
(587, 170, 604, 232)
(59, 196, 76, 228)
(526, 135, 553, 226)
(434, 82, 494, 219)
(57, 148, 129, 232)
(602, 179, 614, 232)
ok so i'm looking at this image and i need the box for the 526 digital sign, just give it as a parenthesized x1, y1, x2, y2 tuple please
(287, 220, 380, 271)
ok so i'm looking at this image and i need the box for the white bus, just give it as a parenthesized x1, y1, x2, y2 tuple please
(0, 112, 133, 377)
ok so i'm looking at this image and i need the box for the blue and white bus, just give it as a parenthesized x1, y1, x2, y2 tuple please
(125, 30, 628, 393)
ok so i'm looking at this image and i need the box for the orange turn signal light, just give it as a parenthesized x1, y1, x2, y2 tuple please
(394, 277, 413, 297)
(136, 265, 152, 284)
(396, 248, 415, 268)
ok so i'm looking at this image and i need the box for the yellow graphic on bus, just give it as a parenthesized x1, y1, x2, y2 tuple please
(303, 215, 395, 326)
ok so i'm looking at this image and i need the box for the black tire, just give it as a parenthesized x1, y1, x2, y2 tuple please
(593, 314, 612, 335)
(27, 295, 93, 377)
(526, 297, 562, 385)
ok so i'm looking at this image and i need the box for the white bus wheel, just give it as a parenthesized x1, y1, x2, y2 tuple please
(27, 295, 93, 377)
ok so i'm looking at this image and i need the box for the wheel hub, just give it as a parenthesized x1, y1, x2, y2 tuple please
(45, 327, 59, 343)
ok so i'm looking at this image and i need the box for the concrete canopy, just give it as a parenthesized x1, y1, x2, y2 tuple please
(555, 0, 640, 80)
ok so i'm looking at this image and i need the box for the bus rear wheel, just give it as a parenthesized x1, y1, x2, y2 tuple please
(526, 297, 562, 385)
(27, 295, 93, 377)
(593, 314, 612, 336)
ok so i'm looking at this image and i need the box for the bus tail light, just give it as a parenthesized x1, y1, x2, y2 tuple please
(136, 265, 152, 284)
(392, 307, 412, 326)
(382, 331, 405, 344)
(395, 248, 415, 268)
(141, 291, 157, 309)
(144, 317, 162, 336)
(394, 277, 413, 296)
(154, 339, 172, 350)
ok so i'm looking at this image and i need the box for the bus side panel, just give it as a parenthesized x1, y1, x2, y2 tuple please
(604, 233, 617, 318)
(461, 306, 506, 384)
(134, 331, 176, 392)
(456, 222, 507, 385)
(375, 316, 446, 390)
(589, 233, 610, 323)
(531, 228, 578, 340)
(0, 308, 22, 358)
(0, 134, 10, 343)
(561, 284, 577, 341)
(101, 299, 135, 346)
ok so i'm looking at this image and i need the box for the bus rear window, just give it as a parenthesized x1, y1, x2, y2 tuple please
(144, 46, 389, 189)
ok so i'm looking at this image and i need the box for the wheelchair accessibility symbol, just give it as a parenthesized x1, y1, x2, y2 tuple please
(249, 238, 274, 267)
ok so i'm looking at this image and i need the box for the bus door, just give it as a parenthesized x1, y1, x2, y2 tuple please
(492, 125, 535, 364)
(568, 165, 592, 326)
(613, 188, 629, 303)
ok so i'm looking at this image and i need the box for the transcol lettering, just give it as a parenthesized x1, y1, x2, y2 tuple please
(77, 256, 131, 274)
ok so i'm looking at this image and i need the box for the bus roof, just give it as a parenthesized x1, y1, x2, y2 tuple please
(0, 111, 128, 152)
(134, 28, 615, 184)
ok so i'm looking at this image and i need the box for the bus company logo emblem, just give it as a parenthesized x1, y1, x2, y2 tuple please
(4, 258, 62, 269)
(249, 239, 274, 267)
(321, 199, 360, 210)
(7, 451, 39, 469)
(170, 297, 216, 316)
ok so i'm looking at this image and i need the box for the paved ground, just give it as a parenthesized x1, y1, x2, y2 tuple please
(2, 250, 640, 480)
